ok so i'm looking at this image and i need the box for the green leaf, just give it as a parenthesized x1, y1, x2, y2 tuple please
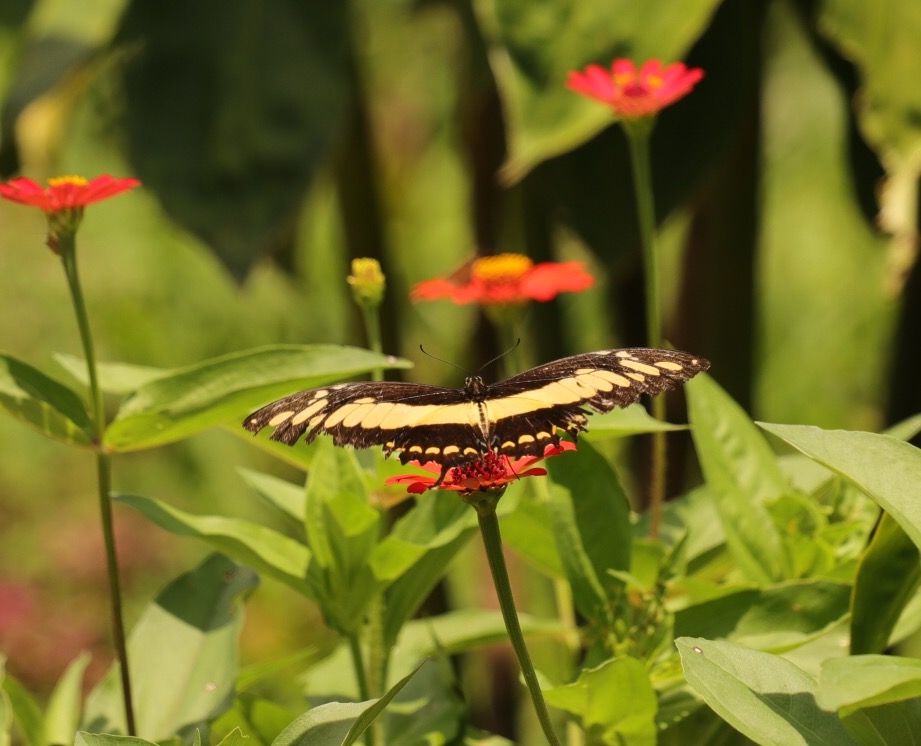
(0, 353, 93, 445)
(851, 512, 921, 655)
(673, 580, 851, 652)
(115, 0, 351, 279)
(303, 439, 381, 633)
(500, 490, 563, 577)
(75, 734, 159, 746)
(83, 555, 258, 740)
(273, 663, 420, 746)
(43, 652, 90, 746)
(584, 403, 686, 438)
(53, 353, 175, 395)
(473, 0, 722, 182)
(383, 659, 463, 746)
(105, 345, 411, 451)
(0, 657, 8, 746)
(214, 727, 249, 746)
(819, 655, 921, 716)
(758, 423, 921, 551)
(841, 700, 921, 745)
(545, 440, 631, 623)
(116, 494, 317, 597)
(687, 375, 789, 582)
(1, 675, 43, 746)
(238, 467, 306, 523)
(676, 638, 857, 745)
(379, 496, 477, 646)
(544, 657, 657, 746)
(213, 698, 297, 746)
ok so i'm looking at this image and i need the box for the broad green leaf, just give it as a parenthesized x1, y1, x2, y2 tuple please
(841, 699, 921, 745)
(238, 467, 306, 523)
(758, 423, 921, 551)
(115, 0, 350, 279)
(304, 439, 381, 633)
(819, 2, 921, 251)
(105, 345, 410, 451)
(544, 657, 657, 746)
(43, 652, 90, 746)
(473, 0, 721, 181)
(545, 441, 631, 624)
(1, 675, 42, 746)
(851, 512, 921, 655)
(380, 495, 477, 646)
(236, 649, 320, 694)
(75, 734, 158, 746)
(53, 353, 175, 395)
(213, 698, 296, 746)
(676, 638, 857, 745)
(585, 403, 686, 438)
(674, 580, 851, 652)
(273, 663, 420, 746)
(384, 659, 463, 746)
(819, 655, 921, 715)
(687, 375, 789, 582)
(0, 353, 93, 445)
(116, 494, 317, 597)
(500, 491, 563, 577)
(83, 555, 258, 740)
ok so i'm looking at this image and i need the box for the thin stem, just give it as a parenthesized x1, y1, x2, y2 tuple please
(624, 121, 667, 538)
(347, 631, 373, 702)
(59, 233, 136, 735)
(471, 495, 562, 746)
(360, 304, 384, 382)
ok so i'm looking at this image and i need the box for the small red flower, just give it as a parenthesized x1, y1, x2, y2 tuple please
(0, 175, 141, 212)
(567, 59, 703, 118)
(387, 441, 576, 495)
(412, 253, 594, 305)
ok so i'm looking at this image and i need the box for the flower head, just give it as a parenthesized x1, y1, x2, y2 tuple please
(386, 441, 576, 495)
(412, 253, 594, 306)
(0, 175, 141, 251)
(567, 59, 703, 119)
(347, 257, 386, 308)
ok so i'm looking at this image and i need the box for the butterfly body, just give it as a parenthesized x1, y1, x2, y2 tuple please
(243, 348, 709, 468)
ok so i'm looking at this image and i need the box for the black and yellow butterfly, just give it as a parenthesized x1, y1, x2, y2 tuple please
(243, 348, 709, 468)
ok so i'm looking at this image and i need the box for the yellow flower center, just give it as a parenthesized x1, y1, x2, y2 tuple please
(48, 175, 89, 187)
(646, 74, 663, 89)
(471, 253, 533, 283)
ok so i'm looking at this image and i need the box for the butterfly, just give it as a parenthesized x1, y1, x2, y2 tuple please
(243, 347, 709, 469)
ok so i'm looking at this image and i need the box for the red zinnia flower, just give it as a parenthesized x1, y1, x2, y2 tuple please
(0, 175, 141, 212)
(387, 441, 576, 495)
(411, 253, 594, 305)
(566, 59, 703, 118)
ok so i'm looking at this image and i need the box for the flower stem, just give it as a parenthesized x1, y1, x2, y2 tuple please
(360, 304, 384, 382)
(347, 631, 375, 746)
(624, 121, 667, 539)
(469, 493, 562, 746)
(59, 233, 136, 735)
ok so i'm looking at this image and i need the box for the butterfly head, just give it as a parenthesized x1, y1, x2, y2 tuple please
(464, 375, 489, 397)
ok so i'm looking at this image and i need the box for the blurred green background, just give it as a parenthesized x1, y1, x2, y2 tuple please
(1, 0, 919, 698)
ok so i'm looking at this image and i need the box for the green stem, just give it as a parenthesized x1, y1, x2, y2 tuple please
(347, 631, 373, 702)
(59, 232, 136, 735)
(468, 492, 562, 746)
(360, 304, 384, 382)
(624, 121, 667, 539)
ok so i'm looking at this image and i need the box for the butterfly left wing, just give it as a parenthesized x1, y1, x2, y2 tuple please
(481, 347, 709, 459)
(243, 381, 492, 467)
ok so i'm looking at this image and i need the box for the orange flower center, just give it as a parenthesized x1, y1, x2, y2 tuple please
(48, 176, 89, 188)
(471, 253, 533, 284)
(645, 74, 663, 89)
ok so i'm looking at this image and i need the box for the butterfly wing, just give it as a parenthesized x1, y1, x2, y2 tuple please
(243, 381, 490, 467)
(481, 348, 709, 459)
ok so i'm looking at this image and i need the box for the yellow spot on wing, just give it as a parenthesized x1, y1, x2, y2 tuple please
(268, 411, 295, 427)
(342, 402, 379, 428)
(409, 445, 423, 453)
(625, 372, 645, 382)
(620, 359, 661, 376)
(655, 361, 684, 371)
(518, 434, 535, 444)
(291, 398, 328, 425)
(593, 370, 632, 387)
(443, 445, 460, 455)
(501, 441, 516, 449)
(425, 446, 441, 455)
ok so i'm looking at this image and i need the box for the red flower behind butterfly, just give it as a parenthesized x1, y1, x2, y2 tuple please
(387, 441, 576, 495)
(566, 59, 703, 118)
(0, 175, 141, 212)
(412, 253, 594, 306)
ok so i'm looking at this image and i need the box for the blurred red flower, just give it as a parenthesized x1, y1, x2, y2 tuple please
(567, 59, 703, 118)
(387, 441, 576, 495)
(0, 175, 141, 212)
(412, 253, 594, 305)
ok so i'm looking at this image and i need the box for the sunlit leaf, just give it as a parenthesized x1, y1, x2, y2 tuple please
(43, 652, 90, 746)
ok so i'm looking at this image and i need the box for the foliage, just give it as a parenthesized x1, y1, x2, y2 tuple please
(2, 0, 921, 744)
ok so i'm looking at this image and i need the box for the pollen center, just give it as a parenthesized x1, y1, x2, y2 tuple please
(472, 253, 533, 283)
(450, 451, 509, 482)
(48, 176, 89, 187)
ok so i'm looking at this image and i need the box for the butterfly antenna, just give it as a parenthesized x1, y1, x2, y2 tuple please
(478, 338, 522, 374)
(419, 344, 471, 375)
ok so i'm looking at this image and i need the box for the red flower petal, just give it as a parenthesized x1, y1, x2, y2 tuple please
(0, 175, 141, 212)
